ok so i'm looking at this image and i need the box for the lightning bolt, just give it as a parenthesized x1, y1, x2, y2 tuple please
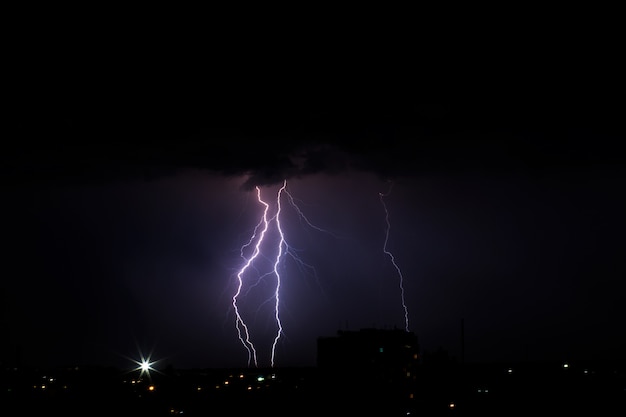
(270, 181, 287, 368)
(232, 186, 269, 367)
(232, 179, 336, 368)
(379, 181, 410, 332)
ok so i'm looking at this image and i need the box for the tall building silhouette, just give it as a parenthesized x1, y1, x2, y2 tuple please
(316, 327, 420, 408)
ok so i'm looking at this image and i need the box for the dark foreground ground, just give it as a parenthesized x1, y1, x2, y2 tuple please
(2, 359, 625, 416)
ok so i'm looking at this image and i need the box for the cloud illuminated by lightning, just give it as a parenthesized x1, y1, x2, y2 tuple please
(379, 181, 410, 332)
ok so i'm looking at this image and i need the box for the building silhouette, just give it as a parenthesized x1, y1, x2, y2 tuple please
(316, 327, 420, 410)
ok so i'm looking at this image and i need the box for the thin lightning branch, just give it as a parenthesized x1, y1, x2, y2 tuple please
(283, 189, 344, 239)
(281, 185, 339, 299)
(232, 186, 269, 367)
(379, 181, 410, 332)
(241, 236, 275, 297)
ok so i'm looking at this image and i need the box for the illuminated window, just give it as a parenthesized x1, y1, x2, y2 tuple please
(379, 347, 384, 353)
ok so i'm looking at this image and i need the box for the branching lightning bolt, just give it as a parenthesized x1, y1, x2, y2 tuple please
(232, 186, 269, 367)
(379, 181, 410, 332)
(232, 179, 336, 368)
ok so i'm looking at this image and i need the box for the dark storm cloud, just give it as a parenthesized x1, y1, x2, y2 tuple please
(204, 135, 624, 188)
(5, 23, 624, 190)
(5, 21, 624, 189)
(4, 3, 623, 190)
(5, 111, 624, 191)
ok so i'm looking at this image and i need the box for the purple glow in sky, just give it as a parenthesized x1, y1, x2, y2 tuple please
(2, 146, 626, 370)
(3, 25, 625, 369)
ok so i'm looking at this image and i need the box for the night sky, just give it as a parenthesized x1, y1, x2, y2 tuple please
(3, 16, 625, 370)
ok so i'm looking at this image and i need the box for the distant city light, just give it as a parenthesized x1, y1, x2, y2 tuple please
(129, 351, 161, 380)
